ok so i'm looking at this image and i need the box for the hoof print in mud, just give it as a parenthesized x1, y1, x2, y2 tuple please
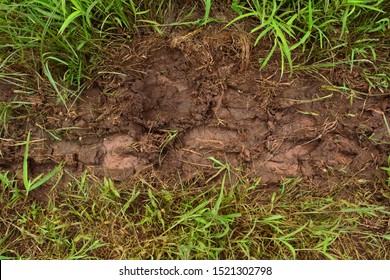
(99, 134, 151, 181)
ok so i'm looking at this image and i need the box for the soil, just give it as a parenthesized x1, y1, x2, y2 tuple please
(1, 28, 389, 200)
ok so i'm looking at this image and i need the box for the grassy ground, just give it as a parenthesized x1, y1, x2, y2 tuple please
(1, 0, 390, 259)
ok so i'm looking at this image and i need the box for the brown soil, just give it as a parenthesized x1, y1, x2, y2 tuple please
(1, 28, 389, 199)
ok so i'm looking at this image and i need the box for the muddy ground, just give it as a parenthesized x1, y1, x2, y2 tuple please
(1, 28, 389, 200)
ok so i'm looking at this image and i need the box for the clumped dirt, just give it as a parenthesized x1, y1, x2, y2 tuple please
(1, 28, 389, 196)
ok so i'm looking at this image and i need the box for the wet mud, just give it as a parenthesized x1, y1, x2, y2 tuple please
(1, 30, 389, 192)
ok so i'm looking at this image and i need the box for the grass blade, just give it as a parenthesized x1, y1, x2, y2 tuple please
(59, 10, 83, 35)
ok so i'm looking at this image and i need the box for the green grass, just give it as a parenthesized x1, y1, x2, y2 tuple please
(227, 0, 389, 76)
(1, 162, 389, 259)
(0, 100, 31, 139)
(22, 131, 63, 197)
(1, 0, 163, 108)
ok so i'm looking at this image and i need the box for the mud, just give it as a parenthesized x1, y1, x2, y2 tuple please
(1, 30, 389, 193)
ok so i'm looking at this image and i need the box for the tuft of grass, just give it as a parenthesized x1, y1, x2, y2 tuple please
(227, 0, 389, 76)
(226, 0, 301, 76)
(22, 131, 63, 197)
(158, 129, 178, 163)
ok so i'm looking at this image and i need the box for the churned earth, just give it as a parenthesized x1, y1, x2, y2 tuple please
(1, 28, 389, 202)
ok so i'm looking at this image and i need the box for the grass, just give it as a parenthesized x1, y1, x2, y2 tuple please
(380, 155, 390, 187)
(1, 162, 389, 259)
(157, 129, 179, 164)
(227, 0, 389, 76)
(1, 0, 164, 108)
(0, 0, 389, 260)
(0, 98, 32, 138)
(22, 131, 63, 197)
